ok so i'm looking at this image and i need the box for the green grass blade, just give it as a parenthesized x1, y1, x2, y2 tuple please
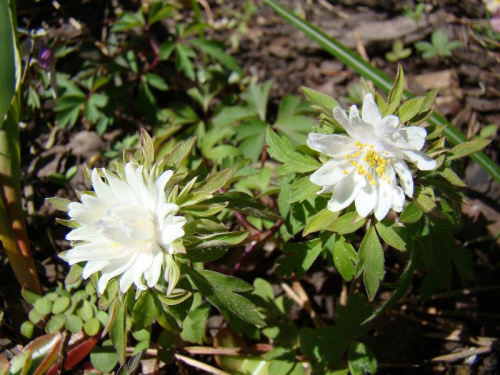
(0, 0, 42, 294)
(263, 0, 500, 184)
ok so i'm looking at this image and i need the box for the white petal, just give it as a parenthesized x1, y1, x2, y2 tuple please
(154, 170, 173, 206)
(402, 149, 437, 170)
(91, 170, 114, 199)
(310, 159, 352, 187)
(393, 126, 427, 150)
(160, 219, 186, 245)
(374, 180, 393, 221)
(392, 159, 414, 197)
(375, 115, 399, 136)
(349, 105, 373, 138)
(144, 249, 163, 287)
(306, 133, 356, 157)
(392, 185, 405, 213)
(355, 183, 376, 217)
(326, 173, 361, 212)
(361, 93, 382, 124)
(105, 171, 138, 204)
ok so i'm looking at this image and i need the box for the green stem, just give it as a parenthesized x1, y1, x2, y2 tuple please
(263, 0, 500, 184)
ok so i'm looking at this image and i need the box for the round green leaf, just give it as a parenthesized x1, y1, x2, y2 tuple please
(29, 308, 43, 324)
(65, 314, 83, 333)
(78, 300, 94, 322)
(20, 321, 34, 338)
(52, 296, 71, 314)
(34, 298, 53, 316)
(347, 341, 377, 375)
(46, 314, 66, 333)
(84, 317, 101, 336)
(45, 292, 59, 301)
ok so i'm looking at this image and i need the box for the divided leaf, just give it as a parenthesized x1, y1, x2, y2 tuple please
(356, 227, 385, 301)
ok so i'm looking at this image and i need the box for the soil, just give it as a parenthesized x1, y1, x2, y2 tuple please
(2, 0, 500, 374)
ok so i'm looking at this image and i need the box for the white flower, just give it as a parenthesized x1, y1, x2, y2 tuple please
(60, 162, 186, 294)
(307, 93, 437, 221)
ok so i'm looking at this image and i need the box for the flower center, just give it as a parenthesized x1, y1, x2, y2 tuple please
(342, 142, 392, 185)
(96, 204, 156, 247)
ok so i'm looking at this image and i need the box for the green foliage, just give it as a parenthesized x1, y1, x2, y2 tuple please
(385, 40, 412, 62)
(415, 30, 462, 58)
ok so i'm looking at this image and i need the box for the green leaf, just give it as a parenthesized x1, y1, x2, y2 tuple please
(52, 296, 71, 314)
(35, 298, 53, 316)
(266, 127, 320, 175)
(301, 87, 339, 116)
(195, 168, 233, 194)
(299, 326, 349, 365)
(163, 137, 196, 169)
(110, 300, 127, 365)
(181, 302, 210, 344)
(175, 43, 196, 80)
(375, 220, 407, 251)
(331, 235, 358, 281)
(448, 139, 491, 161)
(326, 211, 367, 235)
(188, 38, 243, 75)
(20, 321, 34, 339)
(205, 145, 241, 161)
(385, 65, 405, 115)
(90, 340, 119, 374)
(356, 227, 385, 301)
(46, 197, 72, 212)
(347, 341, 377, 375)
(185, 267, 265, 327)
(46, 314, 66, 333)
(132, 291, 156, 329)
(365, 252, 415, 323)
(398, 96, 425, 123)
(66, 315, 84, 333)
(203, 192, 279, 220)
(437, 167, 466, 187)
(303, 208, 339, 236)
(290, 176, 320, 203)
(0, 0, 19, 124)
(276, 238, 324, 278)
(399, 201, 423, 224)
(241, 80, 272, 121)
(84, 317, 101, 336)
(111, 11, 145, 31)
(336, 294, 372, 338)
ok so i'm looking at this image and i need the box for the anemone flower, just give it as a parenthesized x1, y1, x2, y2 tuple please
(307, 93, 437, 221)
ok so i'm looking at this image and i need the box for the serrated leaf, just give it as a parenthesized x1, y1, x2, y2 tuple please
(132, 291, 156, 329)
(448, 139, 490, 161)
(110, 300, 126, 365)
(326, 211, 367, 235)
(399, 201, 423, 224)
(180, 302, 211, 344)
(299, 326, 348, 365)
(437, 167, 466, 187)
(356, 227, 385, 301)
(163, 137, 196, 169)
(185, 267, 264, 327)
(347, 341, 377, 375)
(195, 168, 233, 194)
(276, 238, 323, 278)
(385, 65, 405, 115)
(301, 86, 339, 116)
(266, 127, 320, 175)
(289, 176, 320, 203)
(331, 235, 358, 281)
(336, 294, 372, 338)
(46, 197, 72, 212)
(203, 192, 279, 220)
(398, 96, 425, 123)
(302, 208, 339, 236)
(375, 220, 407, 251)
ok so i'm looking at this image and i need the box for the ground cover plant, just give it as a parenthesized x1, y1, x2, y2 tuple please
(1, 0, 500, 374)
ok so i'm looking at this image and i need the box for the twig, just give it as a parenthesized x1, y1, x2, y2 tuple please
(281, 281, 324, 328)
(354, 29, 369, 62)
(229, 219, 283, 276)
(57, 330, 71, 375)
(422, 331, 497, 350)
(183, 346, 268, 356)
(175, 353, 230, 375)
(431, 347, 491, 363)
(233, 211, 259, 235)
(398, 285, 500, 304)
(197, 0, 214, 26)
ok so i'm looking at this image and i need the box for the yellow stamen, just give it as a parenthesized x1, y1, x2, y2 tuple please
(369, 144, 375, 148)
(367, 173, 373, 181)
(345, 154, 351, 159)
(351, 151, 361, 157)
(342, 170, 348, 175)
(350, 160, 357, 166)
(370, 180, 376, 186)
